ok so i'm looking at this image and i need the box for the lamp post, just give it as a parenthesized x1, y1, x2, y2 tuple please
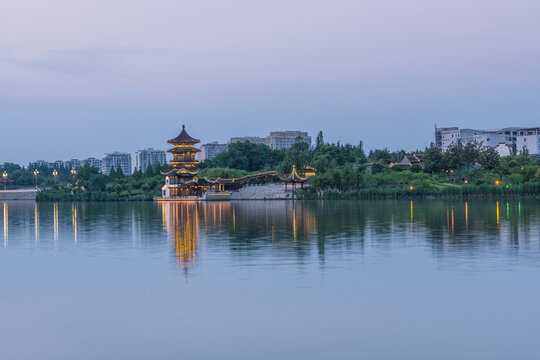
(52, 170, 58, 185)
(2, 171, 7, 190)
(33, 170, 39, 189)
(70, 169, 77, 185)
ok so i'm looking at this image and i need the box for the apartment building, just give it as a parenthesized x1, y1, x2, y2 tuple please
(134, 148, 166, 172)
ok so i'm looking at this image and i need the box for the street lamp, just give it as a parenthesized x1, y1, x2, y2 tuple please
(52, 170, 58, 185)
(70, 169, 77, 185)
(2, 171, 7, 190)
(33, 170, 39, 189)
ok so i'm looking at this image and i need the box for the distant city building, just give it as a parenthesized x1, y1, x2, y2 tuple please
(228, 131, 312, 150)
(516, 128, 540, 155)
(54, 160, 64, 169)
(83, 157, 102, 170)
(266, 131, 311, 150)
(494, 143, 512, 157)
(199, 142, 228, 161)
(102, 152, 131, 175)
(435, 126, 537, 154)
(67, 159, 81, 169)
(34, 160, 50, 168)
(134, 148, 167, 173)
(434, 127, 481, 152)
(229, 136, 268, 146)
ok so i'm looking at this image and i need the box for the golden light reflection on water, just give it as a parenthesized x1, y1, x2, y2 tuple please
(3, 202, 8, 247)
(465, 202, 468, 230)
(161, 202, 200, 270)
(496, 201, 500, 228)
(72, 203, 78, 244)
(451, 206, 454, 234)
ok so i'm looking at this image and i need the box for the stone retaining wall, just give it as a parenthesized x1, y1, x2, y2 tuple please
(0, 189, 38, 200)
(230, 183, 295, 200)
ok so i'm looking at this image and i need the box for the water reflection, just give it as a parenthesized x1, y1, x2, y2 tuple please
(72, 203, 78, 244)
(0, 200, 539, 270)
(161, 202, 200, 270)
(3, 202, 7, 247)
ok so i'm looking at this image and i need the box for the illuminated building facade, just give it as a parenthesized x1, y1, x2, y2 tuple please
(161, 125, 218, 198)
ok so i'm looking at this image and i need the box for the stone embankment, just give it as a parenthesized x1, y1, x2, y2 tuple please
(230, 183, 296, 200)
(0, 189, 38, 200)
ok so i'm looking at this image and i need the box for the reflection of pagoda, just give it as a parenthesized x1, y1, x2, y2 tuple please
(161, 125, 217, 198)
(161, 202, 200, 270)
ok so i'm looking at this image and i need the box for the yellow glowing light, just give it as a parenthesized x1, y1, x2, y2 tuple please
(495, 180, 501, 186)
(409, 186, 414, 190)
(464, 180, 468, 184)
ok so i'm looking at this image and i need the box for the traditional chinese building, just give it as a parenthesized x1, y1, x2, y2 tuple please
(282, 165, 307, 192)
(161, 125, 217, 198)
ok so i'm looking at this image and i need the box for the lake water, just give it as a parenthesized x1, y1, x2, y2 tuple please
(1, 200, 540, 359)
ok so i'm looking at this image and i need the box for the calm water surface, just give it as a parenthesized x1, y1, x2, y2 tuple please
(1, 200, 540, 359)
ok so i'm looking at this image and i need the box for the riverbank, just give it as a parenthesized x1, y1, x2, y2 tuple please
(33, 182, 540, 201)
(298, 182, 540, 199)
(0, 189, 38, 200)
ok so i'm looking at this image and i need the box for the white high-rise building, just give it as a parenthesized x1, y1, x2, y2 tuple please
(228, 136, 268, 146)
(84, 157, 102, 170)
(435, 126, 521, 152)
(516, 128, 540, 155)
(199, 142, 228, 161)
(134, 148, 166, 173)
(266, 131, 311, 150)
(102, 152, 132, 175)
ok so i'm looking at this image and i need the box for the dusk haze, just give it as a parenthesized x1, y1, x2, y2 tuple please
(1, 1, 540, 360)
(2, 0, 540, 164)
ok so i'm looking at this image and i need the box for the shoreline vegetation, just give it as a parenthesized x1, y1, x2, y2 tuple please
(1, 131, 539, 202)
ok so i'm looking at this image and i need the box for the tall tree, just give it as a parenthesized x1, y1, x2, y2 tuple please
(356, 141, 367, 164)
(463, 142, 481, 170)
(423, 143, 445, 173)
(315, 131, 324, 149)
(444, 141, 465, 170)
(116, 165, 125, 178)
(478, 147, 500, 170)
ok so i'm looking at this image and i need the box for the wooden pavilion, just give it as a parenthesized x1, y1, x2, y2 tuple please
(282, 165, 307, 192)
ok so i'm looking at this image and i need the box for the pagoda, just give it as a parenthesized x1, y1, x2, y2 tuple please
(282, 165, 307, 192)
(161, 125, 215, 198)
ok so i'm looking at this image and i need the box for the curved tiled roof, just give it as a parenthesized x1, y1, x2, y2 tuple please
(167, 125, 200, 145)
(282, 165, 307, 183)
(161, 168, 198, 177)
(168, 147, 201, 154)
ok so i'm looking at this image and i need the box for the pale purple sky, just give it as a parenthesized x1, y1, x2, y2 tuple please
(1, 0, 539, 164)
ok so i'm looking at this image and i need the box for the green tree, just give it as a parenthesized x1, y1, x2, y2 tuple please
(444, 141, 465, 170)
(478, 147, 500, 170)
(462, 141, 481, 170)
(356, 141, 367, 164)
(423, 143, 445, 173)
(116, 165, 125, 178)
(370, 149, 393, 164)
(315, 131, 324, 149)
(109, 166, 117, 179)
(279, 137, 310, 173)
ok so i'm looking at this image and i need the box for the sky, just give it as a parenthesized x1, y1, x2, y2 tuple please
(1, 0, 539, 165)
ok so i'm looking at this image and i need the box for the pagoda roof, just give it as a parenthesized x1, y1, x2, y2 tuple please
(168, 147, 201, 154)
(282, 165, 307, 183)
(167, 125, 200, 145)
(161, 168, 198, 177)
